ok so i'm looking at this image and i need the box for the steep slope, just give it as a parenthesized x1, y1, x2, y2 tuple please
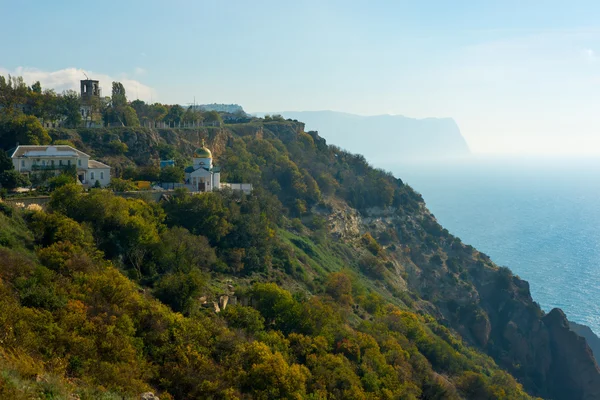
(10, 120, 596, 399)
(570, 321, 600, 364)
(264, 110, 471, 162)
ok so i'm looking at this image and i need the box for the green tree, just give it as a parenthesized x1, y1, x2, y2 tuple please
(108, 178, 137, 192)
(159, 165, 184, 183)
(149, 103, 168, 123)
(154, 227, 216, 273)
(0, 75, 27, 113)
(203, 110, 222, 125)
(111, 82, 127, 108)
(221, 305, 265, 334)
(0, 170, 30, 189)
(0, 114, 51, 148)
(59, 90, 82, 127)
(182, 106, 203, 123)
(0, 150, 13, 172)
(47, 173, 76, 191)
(164, 105, 184, 125)
(123, 106, 140, 127)
(153, 269, 205, 313)
(130, 99, 150, 125)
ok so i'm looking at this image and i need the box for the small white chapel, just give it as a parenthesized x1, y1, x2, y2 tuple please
(184, 139, 221, 192)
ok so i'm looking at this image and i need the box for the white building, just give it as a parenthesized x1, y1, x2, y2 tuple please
(184, 140, 221, 192)
(11, 145, 111, 188)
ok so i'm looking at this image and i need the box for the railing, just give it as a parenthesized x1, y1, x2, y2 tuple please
(31, 164, 71, 171)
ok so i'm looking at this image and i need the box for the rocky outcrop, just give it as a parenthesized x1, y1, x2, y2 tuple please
(544, 309, 600, 400)
(570, 321, 600, 365)
(333, 200, 600, 399)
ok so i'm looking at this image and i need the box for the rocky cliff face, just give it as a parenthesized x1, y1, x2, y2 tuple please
(323, 198, 600, 399)
(570, 321, 600, 365)
(544, 309, 600, 400)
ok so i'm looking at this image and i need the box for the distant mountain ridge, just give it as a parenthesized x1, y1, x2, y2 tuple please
(259, 110, 470, 162)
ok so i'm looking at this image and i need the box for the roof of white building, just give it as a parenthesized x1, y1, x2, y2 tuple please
(11, 145, 89, 159)
(88, 159, 111, 169)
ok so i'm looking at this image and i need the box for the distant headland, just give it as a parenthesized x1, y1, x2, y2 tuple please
(257, 110, 471, 163)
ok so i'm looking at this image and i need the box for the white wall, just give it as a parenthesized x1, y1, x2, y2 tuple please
(88, 168, 111, 187)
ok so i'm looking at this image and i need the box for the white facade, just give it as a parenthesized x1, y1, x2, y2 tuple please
(184, 155, 221, 192)
(11, 145, 111, 188)
(184, 141, 252, 194)
(184, 142, 222, 192)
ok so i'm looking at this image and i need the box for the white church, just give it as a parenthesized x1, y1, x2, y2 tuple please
(183, 140, 252, 194)
(184, 140, 221, 192)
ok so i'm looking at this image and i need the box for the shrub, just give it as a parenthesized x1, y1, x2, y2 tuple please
(0, 170, 30, 189)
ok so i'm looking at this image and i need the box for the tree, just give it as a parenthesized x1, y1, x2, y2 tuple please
(326, 272, 353, 306)
(149, 103, 167, 123)
(0, 75, 27, 113)
(164, 105, 184, 125)
(58, 90, 82, 127)
(47, 173, 76, 191)
(108, 178, 137, 192)
(182, 106, 203, 124)
(31, 81, 42, 94)
(111, 82, 127, 108)
(0, 170, 30, 189)
(123, 106, 140, 127)
(154, 227, 216, 273)
(153, 269, 205, 313)
(131, 100, 150, 125)
(159, 165, 184, 183)
(0, 150, 13, 172)
(105, 82, 139, 127)
(0, 114, 51, 148)
(203, 110, 222, 125)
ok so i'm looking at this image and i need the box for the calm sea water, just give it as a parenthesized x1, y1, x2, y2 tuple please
(384, 156, 600, 335)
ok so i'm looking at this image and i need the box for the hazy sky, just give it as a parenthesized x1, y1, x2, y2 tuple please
(2, 0, 600, 155)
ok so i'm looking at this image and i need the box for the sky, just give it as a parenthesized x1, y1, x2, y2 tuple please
(2, 0, 600, 155)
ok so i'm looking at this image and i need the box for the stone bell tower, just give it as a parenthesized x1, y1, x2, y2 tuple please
(80, 79, 101, 102)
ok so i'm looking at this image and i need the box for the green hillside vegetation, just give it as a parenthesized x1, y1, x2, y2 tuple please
(0, 75, 597, 399)
(0, 187, 533, 399)
(0, 125, 540, 399)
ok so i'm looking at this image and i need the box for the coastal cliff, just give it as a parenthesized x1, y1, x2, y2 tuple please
(1, 120, 596, 398)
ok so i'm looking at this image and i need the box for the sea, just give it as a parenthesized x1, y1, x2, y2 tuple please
(383, 156, 600, 335)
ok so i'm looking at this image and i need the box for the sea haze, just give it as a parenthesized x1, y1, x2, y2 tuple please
(384, 156, 600, 335)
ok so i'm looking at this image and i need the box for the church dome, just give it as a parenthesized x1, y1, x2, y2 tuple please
(194, 139, 212, 158)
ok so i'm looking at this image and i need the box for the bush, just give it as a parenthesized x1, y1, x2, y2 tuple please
(0, 170, 30, 189)
(108, 177, 137, 192)
(108, 140, 128, 155)
(47, 173, 75, 191)
(221, 305, 265, 334)
(153, 269, 205, 313)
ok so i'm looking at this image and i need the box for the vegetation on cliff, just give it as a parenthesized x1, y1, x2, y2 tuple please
(0, 91, 598, 398)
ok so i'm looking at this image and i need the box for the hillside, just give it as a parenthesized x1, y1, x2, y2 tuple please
(570, 321, 600, 364)
(0, 119, 598, 399)
(258, 111, 471, 162)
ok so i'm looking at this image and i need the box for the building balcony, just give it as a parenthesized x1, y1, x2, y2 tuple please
(31, 164, 72, 171)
